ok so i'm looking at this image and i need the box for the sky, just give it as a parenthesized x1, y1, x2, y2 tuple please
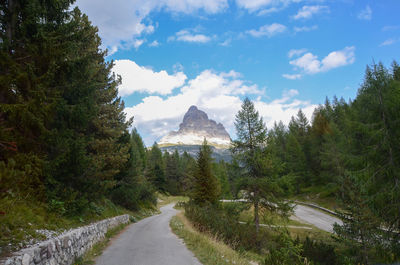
(75, 0, 400, 146)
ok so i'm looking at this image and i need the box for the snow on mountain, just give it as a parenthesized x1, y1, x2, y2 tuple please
(159, 106, 231, 149)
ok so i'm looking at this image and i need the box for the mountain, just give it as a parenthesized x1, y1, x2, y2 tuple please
(158, 106, 232, 161)
(159, 106, 231, 149)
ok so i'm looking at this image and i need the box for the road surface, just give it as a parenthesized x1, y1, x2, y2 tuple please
(95, 203, 201, 265)
(293, 204, 343, 232)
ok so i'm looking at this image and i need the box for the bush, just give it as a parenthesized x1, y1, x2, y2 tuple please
(264, 232, 303, 265)
(184, 201, 271, 252)
(301, 237, 339, 265)
(110, 181, 156, 211)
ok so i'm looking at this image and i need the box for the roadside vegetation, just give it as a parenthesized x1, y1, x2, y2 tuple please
(171, 212, 263, 265)
(179, 75, 400, 265)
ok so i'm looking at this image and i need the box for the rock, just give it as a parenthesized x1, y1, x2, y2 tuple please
(21, 253, 31, 265)
(159, 105, 231, 148)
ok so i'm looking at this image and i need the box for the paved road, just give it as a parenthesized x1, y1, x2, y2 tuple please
(293, 204, 343, 233)
(95, 204, 201, 265)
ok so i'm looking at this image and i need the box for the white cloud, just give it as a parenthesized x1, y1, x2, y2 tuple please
(236, 0, 304, 13)
(75, 0, 227, 52)
(124, 66, 315, 145)
(257, 7, 281, 16)
(380, 38, 398, 47)
(289, 46, 355, 74)
(294, 25, 318, 33)
(358, 5, 372, 20)
(255, 95, 317, 129)
(219, 38, 232, 46)
(288, 48, 307, 58)
(113, 59, 187, 96)
(169, 29, 212, 43)
(125, 69, 260, 144)
(133, 39, 146, 49)
(292, 5, 329, 20)
(246, 23, 287, 37)
(282, 73, 302, 79)
(149, 40, 160, 47)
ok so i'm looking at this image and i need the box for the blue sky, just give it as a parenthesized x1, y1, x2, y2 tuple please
(76, 0, 399, 146)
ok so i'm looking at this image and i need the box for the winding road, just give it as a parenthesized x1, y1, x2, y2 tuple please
(292, 204, 342, 233)
(95, 204, 201, 265)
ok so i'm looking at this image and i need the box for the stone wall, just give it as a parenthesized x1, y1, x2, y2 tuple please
(3, 214, 130, 265)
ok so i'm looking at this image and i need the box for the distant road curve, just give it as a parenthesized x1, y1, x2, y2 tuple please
(95, 203, 201, 265)
(292, 204, 342, 233)
(221, 199, 342, 233)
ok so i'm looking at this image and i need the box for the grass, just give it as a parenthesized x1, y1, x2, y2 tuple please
(290, 185, 341, 211)
(235, 203, 336, 246)
(156, 193, 189, 209)
(238, 205, 313, 228)
(170, 211, 263, 265)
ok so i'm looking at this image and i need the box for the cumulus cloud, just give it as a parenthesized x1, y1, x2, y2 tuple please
(168, 29, 212, 43)
(113, 59, 187, 96)
(75, 0, 227, 52)
(124, 66, 315, 145)
(289, 46, 355, 74)
(292, 5, 329, 20)
(282, 73, 302, 80)
(294, 25, 318, 33)
(358, 5, 372, 20)
(246, 23, 287, 38)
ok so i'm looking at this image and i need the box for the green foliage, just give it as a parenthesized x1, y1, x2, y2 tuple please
(0, 0, 157, 251)
(146, 143, 167, 192)
(191, 140, 221, 204)
(184, 202, 271, 252)
(232, 98, 287, 235)
(301, 237, 339, 265)
(264, 231, 303, 265)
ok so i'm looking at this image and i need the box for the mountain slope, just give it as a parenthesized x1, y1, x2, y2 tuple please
(159, 106, 231, 149)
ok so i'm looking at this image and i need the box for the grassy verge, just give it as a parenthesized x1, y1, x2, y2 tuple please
(170, 212, 263, 265)
(238, 205, 313, 228)
(236, 203, 336, 245)
(290, 186, 340, 211)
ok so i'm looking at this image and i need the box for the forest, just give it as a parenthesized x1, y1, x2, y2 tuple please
(1, 0, 399, 264)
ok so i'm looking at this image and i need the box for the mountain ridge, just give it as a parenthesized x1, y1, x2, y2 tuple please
(159, 106, 231, 149)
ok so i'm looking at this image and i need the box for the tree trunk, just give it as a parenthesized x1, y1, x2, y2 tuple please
(254, 199, 259, 234)
(6, 0, 16, 50)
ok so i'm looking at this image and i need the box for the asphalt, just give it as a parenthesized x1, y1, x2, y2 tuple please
(293, 204, 343, 232)
(95, 203, 202, 265)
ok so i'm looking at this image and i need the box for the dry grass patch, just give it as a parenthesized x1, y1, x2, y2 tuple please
(170, 212, 262, 265)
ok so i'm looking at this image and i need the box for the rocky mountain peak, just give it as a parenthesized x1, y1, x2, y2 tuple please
(159, 106, 231, 149)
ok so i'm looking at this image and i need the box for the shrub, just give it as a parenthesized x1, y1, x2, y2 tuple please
(184, 202, 271, 252)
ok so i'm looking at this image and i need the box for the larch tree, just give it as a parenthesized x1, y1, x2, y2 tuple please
(231, 98, 285, 234)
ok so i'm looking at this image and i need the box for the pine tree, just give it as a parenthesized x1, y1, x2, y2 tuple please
(146, 143, 166, 192)
(192, 139, 220, 204)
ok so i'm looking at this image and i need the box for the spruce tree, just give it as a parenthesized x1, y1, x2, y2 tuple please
(192, 139, 220, 204)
